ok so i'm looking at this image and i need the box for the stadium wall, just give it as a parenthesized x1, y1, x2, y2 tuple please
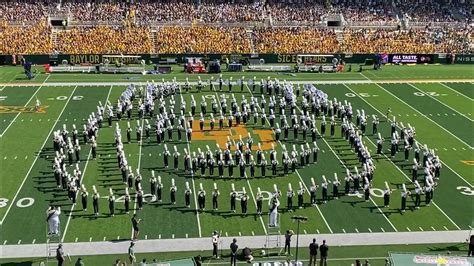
(1, 54, 472, 65)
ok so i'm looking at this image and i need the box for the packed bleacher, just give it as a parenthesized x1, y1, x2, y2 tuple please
(0, 0, 471, 55)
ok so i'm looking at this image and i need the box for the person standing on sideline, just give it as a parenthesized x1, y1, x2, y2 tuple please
(131, 214, 141, 241)
(309, 238, 319, 266)
(212, 231, 220, 259)
(284, 230, 293, 255)
(47, 206, 61, 235)
(320, 240, 329, 266)
(468, 234, 474, 256)
(128, 242, 136, 264)
(230, 238, 238, 266)
(56, 244, 65, 266)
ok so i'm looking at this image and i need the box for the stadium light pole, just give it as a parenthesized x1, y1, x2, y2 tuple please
(291, 215, 308, 265)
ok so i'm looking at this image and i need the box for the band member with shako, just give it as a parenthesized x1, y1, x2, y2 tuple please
(136, 185, 144, 210)
(124, 187, 130, 214)
(73, 139, 80, 162)
(414, 181, 422, 209)
(424, 182, 433, 206)
(297, 182, 305, 209)
(184, 182, 192, 208)
(126, 121, 132, 143)
(363, 177, 371, 202)
(287, 183, 294, 212)
(333, 173, 340, 199)
(170, 178, 177, 205)
(212, 183, 219, 211)
(150, 171, 157, 201)
(108, 188, 115, 216)
(241, 187, 248, 216)
(163, 144, 170, 168)
(391, 116, 397, 135)
(401, 184, 410, 213)
(353, 167, 361, 193)
(330, 116, 336, 137)
(310, 178, 318, 206)
(228, 159, 234, 177)
(198, 183, 206, 211)
(171, 145, 180, 171)
(186, 122, 193, 143)
(269, 185, 280, 227)
(344, 169, 353, 194)
(312, 142, 319, 163)
(260, 155, 267, 177)
(77, 184, 87, 212)
(321, 176, 328, 203)
(256, 187, 263, 215)
(144, 120, 151, 141)
(136, 121, 142, 143)
(92, 185, 100, 217)
(376, 133, 384, 155)
(230, 183, 237, 213)
(91, 136, 97, 160)
(250, 156, 256, 178)
(383, 182, 392, 208)
(320, 116, 326, 136)
(408, 158, 419, 182)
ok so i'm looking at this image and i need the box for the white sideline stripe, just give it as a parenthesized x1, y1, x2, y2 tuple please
(0, 84, 43, 138)
(438, 82, 474, 102)
(409, 83, 474, 122)
(343, 84, 473, 188)
(374, 83, 473, 149)
(343, 84, 463, 230)
(0, 86, 78, 225)
(179, 85, 203, 238)
(62, 85, 113, 242)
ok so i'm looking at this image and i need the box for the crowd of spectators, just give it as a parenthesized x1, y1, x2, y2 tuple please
(253, 28, 340, 53)
(155, 26, 252, 53)
(396, 0, 471, 23)
(334, 1, 398, 24)
(265, 2, 326, 23)
(0, 20, 53, 54)
(55, 26, 152, 54)
(341, 28, 472, 54)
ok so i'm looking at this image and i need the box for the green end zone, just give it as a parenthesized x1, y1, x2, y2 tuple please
(390, 253, 474, 266)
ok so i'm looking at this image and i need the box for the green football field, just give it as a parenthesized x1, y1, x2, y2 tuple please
(0, 64, 472, 246)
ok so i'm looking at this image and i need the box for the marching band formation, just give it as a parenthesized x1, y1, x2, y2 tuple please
(47, 77, 443, 235)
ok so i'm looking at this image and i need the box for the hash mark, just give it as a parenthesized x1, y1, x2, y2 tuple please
(238, 232, 242, 236)
(431, 226, 436, 231)
(17, 240, 21, 244)
(342, 229, 346, 233)
(159, 234, 161, 239)
(380, 228, 385, 232)
(172, 234, 175, 239)
(453, 148, 457, 151)
(303, 230, 307, 234)
(186, 234, 188, 238)
(251, 231, 255, 236)
(89, 237, 92, 242)
(226, 232, 229, 237)
(406, 227, 411, 232)
(368, 228, 372, 232)
(103, 237, 106, 241)
(117, 236, 120, 240)
(145, 235, 147, 240)
(419, 227, 424, 231)
(317, 229, 320, 234)
(75, 237, 78, 242)
(443, 226, 448, 231)
(32, 239, 36, 244)
(355, 228, 359, 233)
(3, 240, 6, 245)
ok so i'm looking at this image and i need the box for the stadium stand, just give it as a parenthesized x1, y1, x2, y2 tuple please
(0, 0, 471, 54)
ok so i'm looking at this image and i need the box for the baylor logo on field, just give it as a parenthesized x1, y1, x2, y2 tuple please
(0, 106, 48, 113)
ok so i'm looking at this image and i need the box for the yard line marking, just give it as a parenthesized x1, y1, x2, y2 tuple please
(117, 236, 120, 240)
(380, 228, 385, 232)
(89, 237, 92, 242)
(431, 226, 436, 231)
(359, 72, 371, 81)
(172, 234, 175, 239)
(375, 83, 473, 149)
(159, 234, 161, 239)
(225, 232, 228, 237)
(251, 231, 255, 236)
(342, 229, 346, 233)
(245, 83, 333, 233)
(75, 237, 78, 242)
(344, 84, 473, 187)
(62, 86, 113, 242)
(46, 239, 50, 243)
(406, 227, 411, 232)
(144, 235, 147, 240)
(186, 234, 188, 238)
(469, 225, 473, 230)
(32, 239, 36, 244)
(179, 85, 202, 238)
(0, 86, 78, 225)
(317, 229, 320, 234)
(355, 228, 359, 233)
(408, 83, 474, 121)
(17, 240, 21, 244)
(443, 226, 448, 231)
(2, 240, 6, 245)
(103, 237, 106, 241)
(419, 227, 424, 231)
(131, 84, 147, 240)
(0, 84, 43, 138)
(238, 232, 242, 236)
(438, 83, 473, 102)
